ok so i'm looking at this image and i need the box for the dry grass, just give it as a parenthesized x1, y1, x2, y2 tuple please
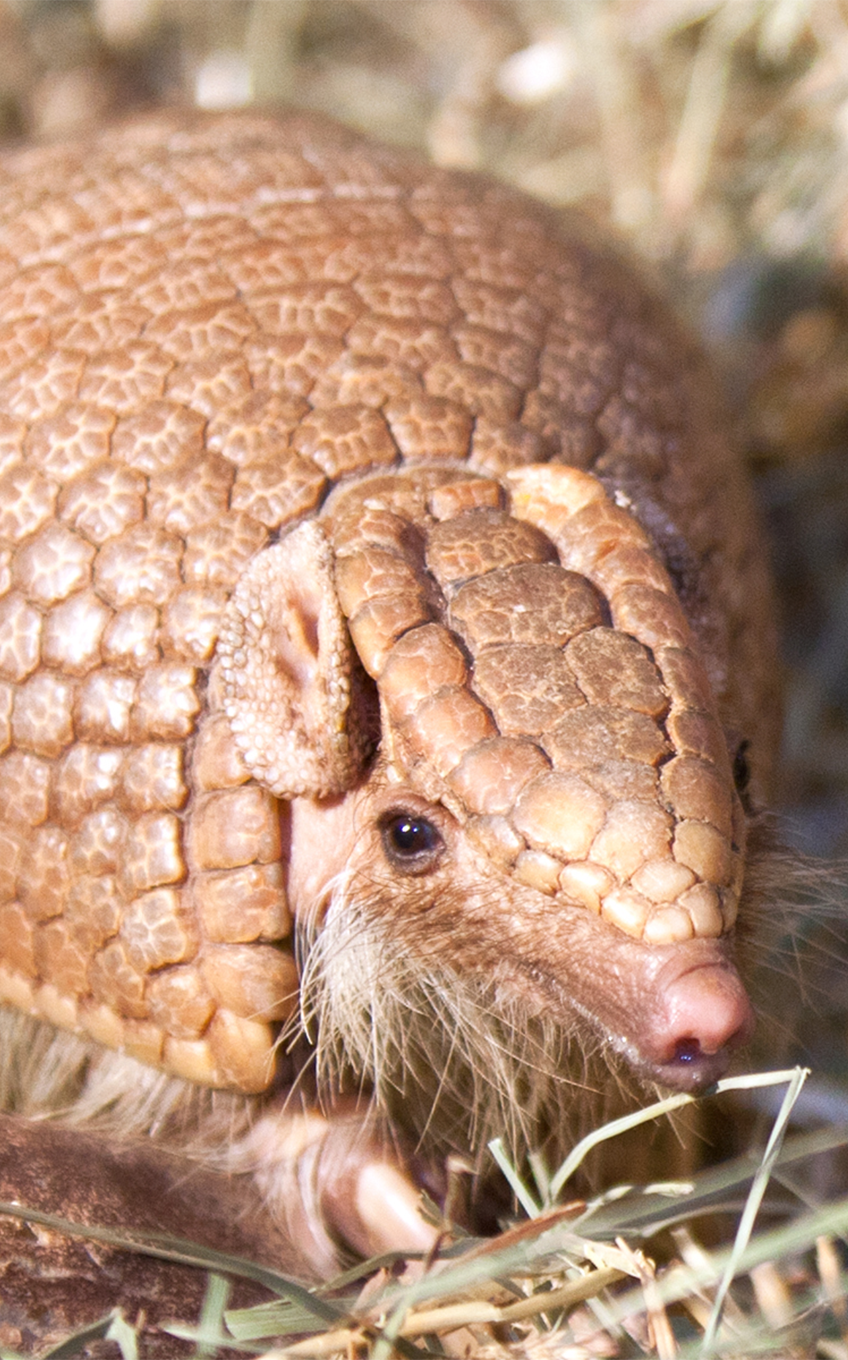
(5, 1069, 848, 1359)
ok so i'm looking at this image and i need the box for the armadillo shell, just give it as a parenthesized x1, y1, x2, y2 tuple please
(0, 109, 778, 1093)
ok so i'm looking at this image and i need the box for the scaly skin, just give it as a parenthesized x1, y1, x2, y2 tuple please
(0, 108, 778, 1268)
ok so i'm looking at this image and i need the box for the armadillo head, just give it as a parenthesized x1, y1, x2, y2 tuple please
(219, 461, 754, 1106)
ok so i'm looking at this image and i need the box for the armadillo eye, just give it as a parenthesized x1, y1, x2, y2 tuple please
(380, 812, 444, 875)
(732, 740, 751, 797)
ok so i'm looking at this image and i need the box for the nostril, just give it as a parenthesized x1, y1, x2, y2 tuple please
(667, 1035, 733, 1090)
(673, 1037, 703, 1065)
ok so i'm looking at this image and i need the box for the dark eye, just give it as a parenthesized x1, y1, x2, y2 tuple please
(733, 740, 751, 797)
(380, 812, 444, 875)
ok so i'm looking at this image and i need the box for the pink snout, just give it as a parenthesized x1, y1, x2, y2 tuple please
(639, 954, 756, 1091)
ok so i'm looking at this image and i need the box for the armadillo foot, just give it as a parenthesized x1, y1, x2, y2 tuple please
(239, 1101, 442, 1274)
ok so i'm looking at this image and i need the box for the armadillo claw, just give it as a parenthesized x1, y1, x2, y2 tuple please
(240, 1103, 441, 1273)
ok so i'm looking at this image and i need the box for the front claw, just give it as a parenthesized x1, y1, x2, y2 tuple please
(241, 1101, 442, 1275)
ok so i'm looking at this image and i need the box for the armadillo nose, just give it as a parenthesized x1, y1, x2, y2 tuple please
(645, 960, 756, 1093)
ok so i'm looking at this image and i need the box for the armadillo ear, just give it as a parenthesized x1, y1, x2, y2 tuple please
(218, 521, 370, 798)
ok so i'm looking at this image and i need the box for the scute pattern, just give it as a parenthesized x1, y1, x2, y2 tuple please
(323, 462, 741, 945)
(0, 109, 774, 1094)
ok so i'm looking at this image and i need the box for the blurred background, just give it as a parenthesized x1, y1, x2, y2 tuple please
(0, 0, 845, 854)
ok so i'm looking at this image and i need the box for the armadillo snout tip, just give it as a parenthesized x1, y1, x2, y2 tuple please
(641, 956, 756, 1093)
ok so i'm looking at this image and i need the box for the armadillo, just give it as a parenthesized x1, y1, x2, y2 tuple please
(0, 107, 780, 1270)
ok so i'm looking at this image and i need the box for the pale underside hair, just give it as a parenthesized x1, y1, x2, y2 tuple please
(0, 873, 632, 1190)
(294, 866, 632, 1167)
